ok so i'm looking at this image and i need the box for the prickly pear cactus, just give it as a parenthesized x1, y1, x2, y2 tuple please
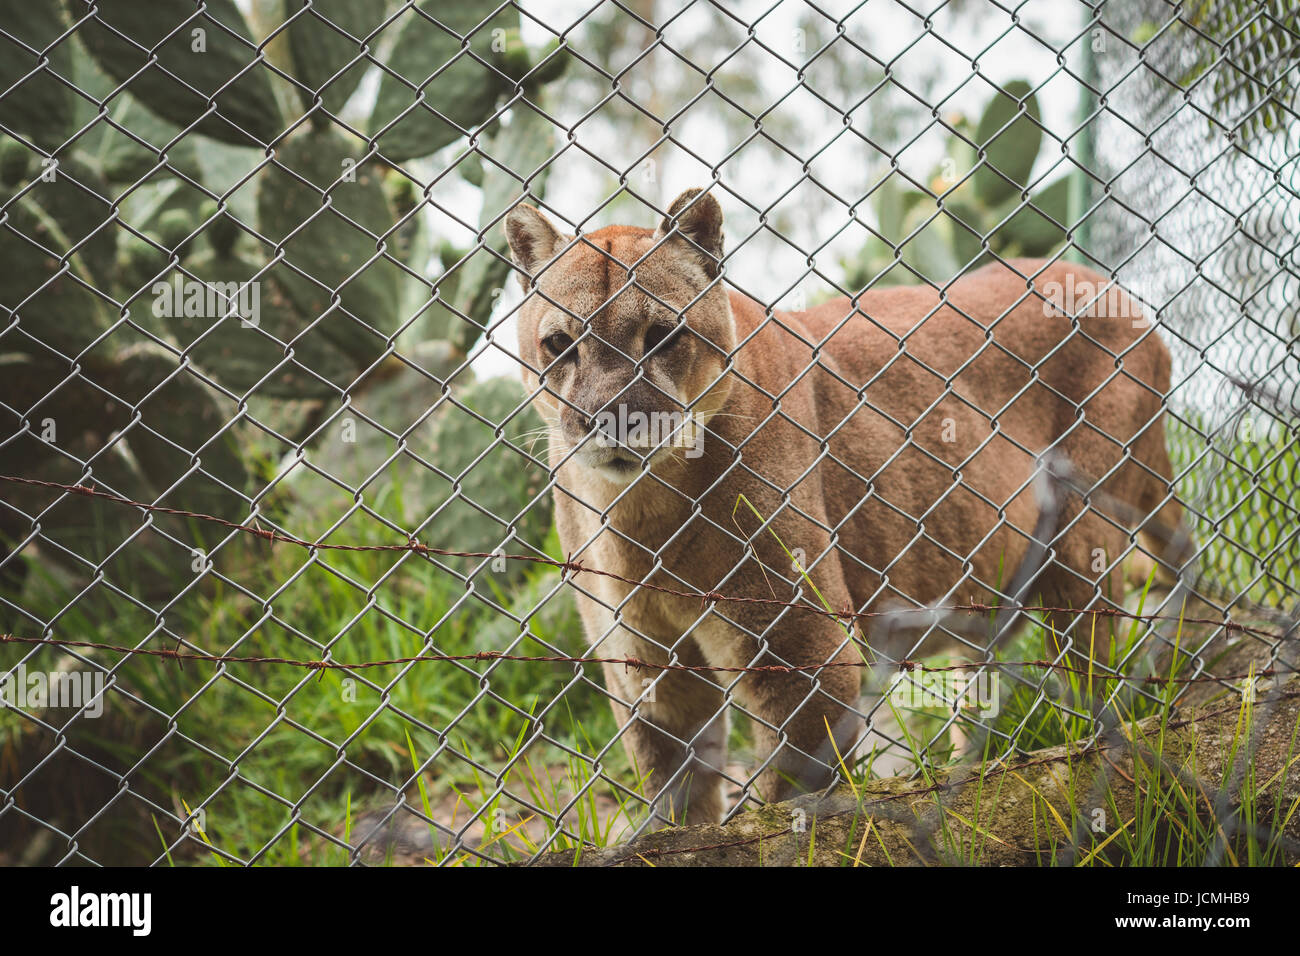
(0, 341, 249, 596)
(0, 0, 570, 599)
(0, 137, 29, 187)
(117, 232, 172, 301)
(972, 79, 1043, 206)
(0, 193, 115, 358)
(369, 0, 518, 164)
(0, 1, 74, 149)
(109, 341, 250, 516)
(148, 248, 359, 398)
(449, 102, 558, 353)
(72, 0, 284, 147)
(25, 154, 119, 289)
(427, 376, 552, 578)
(844, 79, 1075, 289)
(284, 0, 389, 117)
(257, 126, 403, 370)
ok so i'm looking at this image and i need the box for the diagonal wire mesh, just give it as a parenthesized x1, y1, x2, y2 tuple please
(0, 0, 1296, 866)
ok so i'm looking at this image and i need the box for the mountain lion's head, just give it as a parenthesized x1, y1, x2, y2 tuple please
(505, 188, 735, 485)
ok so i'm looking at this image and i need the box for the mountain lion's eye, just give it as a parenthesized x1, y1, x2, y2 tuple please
(644, 323, 685, 356)
(542, 332, 575, 359)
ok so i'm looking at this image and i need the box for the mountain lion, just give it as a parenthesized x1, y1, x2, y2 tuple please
(505, 188, 1186, 825)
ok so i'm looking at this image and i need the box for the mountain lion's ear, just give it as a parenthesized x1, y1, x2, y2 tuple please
(505, 203, 565, 289)
(654, 188, 724, 279)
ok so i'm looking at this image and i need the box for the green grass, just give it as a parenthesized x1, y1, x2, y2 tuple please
(1167, 411, 1300, 607)
(839, 605, 1300, 866)
(0, 473, 636, 865)
(4, 427, 1297, 866)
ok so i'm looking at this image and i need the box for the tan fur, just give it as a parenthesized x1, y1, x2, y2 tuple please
(505, 190, 1186, 825)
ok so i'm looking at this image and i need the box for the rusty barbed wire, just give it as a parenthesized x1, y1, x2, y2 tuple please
(0, 473, 1286, 644)
(0, 630, 1292, 686)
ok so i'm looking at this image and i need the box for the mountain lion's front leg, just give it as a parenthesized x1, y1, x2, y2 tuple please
(600, 646, 728, 827)
(692, 608, 862, 806)
(575, 592, 729, 825)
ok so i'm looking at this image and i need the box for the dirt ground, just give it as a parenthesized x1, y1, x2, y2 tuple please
(336, 760, 759, 865)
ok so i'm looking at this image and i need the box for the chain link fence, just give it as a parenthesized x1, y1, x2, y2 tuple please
(0, 0, 1296, 866)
